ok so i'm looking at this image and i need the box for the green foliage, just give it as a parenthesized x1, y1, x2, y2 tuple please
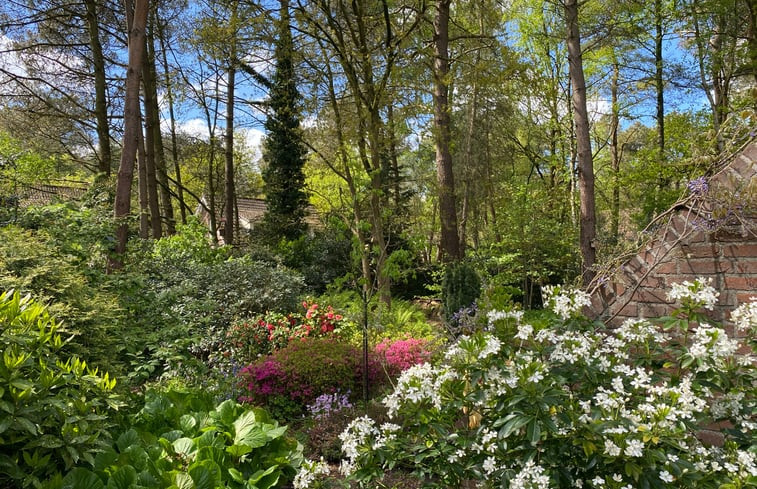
(260, 5, 309, 243)
(49, 389, 304, 489)
(265, 227, 353, 294)
(0, 291, 120, 489)
(0, 204, 128, 373)
(441, 262, 481, 321)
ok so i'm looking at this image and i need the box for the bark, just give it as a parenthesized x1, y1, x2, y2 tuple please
(223, 2, 238, 246)
(564, 0, 596, 285)
(84, 0, 112, 178)
(433, 0, 461, 263)
(224, 64, 236, 245)
(145, 12, 175, 234)
(137, 114, 149, 239)
(112, 0, 149, 269)
(141, 32, 162, 238)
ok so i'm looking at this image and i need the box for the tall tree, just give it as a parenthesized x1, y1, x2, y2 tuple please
(113, 0, 149, 267)
(432, 0, 462, 262)
(564, 0, 596, 285)
(261, 0, 309, 242)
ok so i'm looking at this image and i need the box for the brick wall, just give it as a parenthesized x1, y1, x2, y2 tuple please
(587, 141, 757, 326)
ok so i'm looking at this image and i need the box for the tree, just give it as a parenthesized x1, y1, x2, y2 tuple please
(432, 0, 462, 262)
(261, 0, 309, 242)
(112, 0, 149, 268)
(564, 0, 596, 285)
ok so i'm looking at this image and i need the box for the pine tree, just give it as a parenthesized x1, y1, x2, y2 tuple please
(261, 0, 308, 242)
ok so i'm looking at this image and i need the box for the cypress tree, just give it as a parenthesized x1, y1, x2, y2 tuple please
(261, 0, 308, 242)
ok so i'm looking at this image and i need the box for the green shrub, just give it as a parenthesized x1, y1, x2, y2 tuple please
(0, 290, 121, 488)
(441, 261, 481, 321)
(49, 388, 303, 489)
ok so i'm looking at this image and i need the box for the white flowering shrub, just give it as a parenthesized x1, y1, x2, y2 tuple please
(324, 280, 757, 489)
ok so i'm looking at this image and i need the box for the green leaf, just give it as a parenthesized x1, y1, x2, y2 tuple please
(179, 415, 197, 434)
(216, 400, 237, 426)
(93, 449, 119, 473)
(172, 472, 194, 489)
(173, 438, 196, 458)
(189, 460, 222, 489)
(106, 465, 137, 489)
(228, 468, 244, 483)
(527, 420, 541, 443)
(16, 416, 37, 435)
(226, 444, 252, 458)
(0, 416, 13, 434)
(116, 430, 140, 452)
(498, 414, 530, 439)
(29, 434, 64, 449)
(62, 468, 105, 489)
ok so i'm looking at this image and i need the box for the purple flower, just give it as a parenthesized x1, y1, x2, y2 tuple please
(687, 176, 709, 196)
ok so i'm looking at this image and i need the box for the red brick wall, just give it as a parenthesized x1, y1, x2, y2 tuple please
(587, 142, 757, 326)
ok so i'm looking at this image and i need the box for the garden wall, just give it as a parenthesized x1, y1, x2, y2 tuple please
(587, 140, 757, 327)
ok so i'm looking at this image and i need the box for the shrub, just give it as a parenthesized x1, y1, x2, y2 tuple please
(224, 300, 347, 365)
(0, 291, 120, 489)
(327, 279, 757, 489)
(441, 261, 481, 321)
(238, 338, 382, 420)
(51, 388, 304, 489)
(374, 337, 433, 378)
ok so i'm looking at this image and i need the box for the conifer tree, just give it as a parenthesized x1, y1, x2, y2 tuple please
(261, 0, 308, 242)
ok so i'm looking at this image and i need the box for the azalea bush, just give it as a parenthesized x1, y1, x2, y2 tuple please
(375, 337, 434, 378)
(238, 338, 382, 420)
(298, 278, 757, 488)
(224, 300, 347, 365)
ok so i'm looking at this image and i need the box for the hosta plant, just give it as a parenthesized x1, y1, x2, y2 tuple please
(48, 389, 304, 489)
(0, 290, 120, 489)
(299, 278, 757, 488)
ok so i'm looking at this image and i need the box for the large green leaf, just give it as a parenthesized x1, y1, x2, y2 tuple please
(173, 438, 197, 458)
(172, 472, 194, 489)
(189, 460, 222, 489)
(179, 415, 197, 434)
(106, 465, 138, 489)
(116, 430, 140, 452)
(61, 468, 105, 489)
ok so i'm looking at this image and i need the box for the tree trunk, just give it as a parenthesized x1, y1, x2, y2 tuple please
(564, 0, 596, 285)
(138, 115, 149, 239)
(224, 63, 236, 245)
(112, 0, 149, 269)
(223, 2, 238, 246)
(433, 0, 461, 263)
(141, 31, 162, 239)
(145, 11, 175, 234)
(84, 0, 112, 179)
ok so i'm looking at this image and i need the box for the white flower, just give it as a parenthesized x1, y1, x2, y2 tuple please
(604, 440, 621, 457)
(483, 456, 497, 476)
(659, 470, 674, 483)
(666, 277, 719, 310)
(293, 458, 330, 489)
(731, 298, 757, 332)
(515, 323, 534, 340)
(543, 285, 592, 320)
(509, 460, 551, 489)
(624, 439, 644, 457)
